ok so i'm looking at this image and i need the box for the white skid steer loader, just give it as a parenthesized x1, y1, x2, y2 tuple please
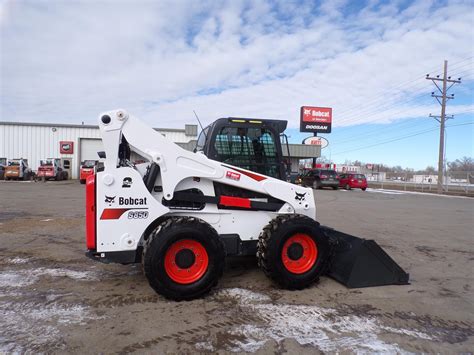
(85, 109, 409, 300)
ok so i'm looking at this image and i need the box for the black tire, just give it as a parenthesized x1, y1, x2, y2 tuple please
(142, 217, 225, 301)
(361, 187, 367, 191)
(313, 180, 321, 189)
(345, 183, 351, 190)
(332, 186, 338, 190)
(257, 214, 330, 290)
(80, 179, 86, 184)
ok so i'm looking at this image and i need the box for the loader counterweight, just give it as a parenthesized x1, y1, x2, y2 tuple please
(85, 174, 96, 250)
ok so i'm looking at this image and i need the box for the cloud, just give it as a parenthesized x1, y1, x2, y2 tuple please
(1, 0, 473, 129)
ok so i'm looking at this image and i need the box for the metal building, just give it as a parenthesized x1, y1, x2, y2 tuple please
(0, 121, 319, 179)
(0, 121, 198, 179)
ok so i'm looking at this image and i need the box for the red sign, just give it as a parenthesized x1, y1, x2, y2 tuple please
(300, 106, 332, 133)
(226, 171, 241, 181)
(60, 141, 74, 154)
(302, 136, 329, 148)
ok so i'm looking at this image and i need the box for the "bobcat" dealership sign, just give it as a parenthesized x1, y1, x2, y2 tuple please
(300, 106, 332, 133)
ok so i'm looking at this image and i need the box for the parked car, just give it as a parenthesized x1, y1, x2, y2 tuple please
(0, 164, 4, 180)
(286, 171, 301, 184)
(80, 160, 97, 184)
(300, 169, 339, 190)
(339, 173, 368, 191)
(37, 158, 68, 181)
(5, 159, 33, 180)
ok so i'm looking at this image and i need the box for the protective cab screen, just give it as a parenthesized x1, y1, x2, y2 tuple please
(214, 126, 281, 179)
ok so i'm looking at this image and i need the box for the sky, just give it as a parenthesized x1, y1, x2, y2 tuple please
(1, 0, 473, 170)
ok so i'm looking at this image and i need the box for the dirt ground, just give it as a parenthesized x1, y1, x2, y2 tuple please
(0, 180, 473, 353)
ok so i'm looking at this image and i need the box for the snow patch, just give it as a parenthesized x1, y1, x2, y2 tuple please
(0, 271, 36, 288)
(0, 300, 102, 352)
(38, 268, 96, 281)
(366, 189, 405, 195)
(380, 325, 433, 340)
(217, 288, 271, 303)
(366, 188, 470, 199)
(0, 267, 102, 352)
(195, 340, 215, 352)
(7, 257, 30, 264)
(219, 288, 432, 353)
(0, 268, 97, 288)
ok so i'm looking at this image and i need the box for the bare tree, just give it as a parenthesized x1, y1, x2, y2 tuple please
(448, 157, 474, 172)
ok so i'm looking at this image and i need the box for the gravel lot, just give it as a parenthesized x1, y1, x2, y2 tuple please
(0, 181, 473, 353)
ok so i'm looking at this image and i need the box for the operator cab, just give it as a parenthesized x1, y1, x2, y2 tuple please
(195, 118, 288, 180)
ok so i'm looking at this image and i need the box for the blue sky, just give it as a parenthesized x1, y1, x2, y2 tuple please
(1, 0, 473, 169)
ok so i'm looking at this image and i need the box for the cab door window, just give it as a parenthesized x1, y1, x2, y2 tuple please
(214, 126, 279, 178)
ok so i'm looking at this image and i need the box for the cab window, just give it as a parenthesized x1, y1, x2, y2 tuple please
(214, 126, 279, 178)
(195, 127, 209, 152)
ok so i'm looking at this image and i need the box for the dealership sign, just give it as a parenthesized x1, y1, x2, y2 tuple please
(60, 141, 74, 154)
(300, 106, 332, 133)
(302, 136, 329, 148)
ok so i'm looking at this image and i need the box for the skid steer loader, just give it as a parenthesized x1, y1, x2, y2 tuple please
(85, 109, 409, 300)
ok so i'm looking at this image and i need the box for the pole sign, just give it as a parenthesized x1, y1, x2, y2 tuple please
(300, 106, 332, 133)
(302, 136, 329, 148)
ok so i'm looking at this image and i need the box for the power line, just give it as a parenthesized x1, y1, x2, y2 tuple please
(331, 122, 473, 156)
(334, 78, 428, 120)
(332, 55, 473, 118)
(331, 117, 434, 145)
(335, 92, 431, 127)
(330, 104, 473, 148)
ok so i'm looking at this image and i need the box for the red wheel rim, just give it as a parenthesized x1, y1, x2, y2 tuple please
(281, 233, 318, 274)
(164, 239, 209, 284)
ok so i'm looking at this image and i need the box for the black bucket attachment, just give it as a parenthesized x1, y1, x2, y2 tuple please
(321, 226, 409, 288)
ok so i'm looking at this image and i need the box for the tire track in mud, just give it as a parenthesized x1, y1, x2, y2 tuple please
(0, 256, 106, 353)
(118, 314, 262, 354)
(87, 294, 161, 307)
(383, 311, 474, 344)
(336, 303, 474, 347)
(0, 293, 102, 353)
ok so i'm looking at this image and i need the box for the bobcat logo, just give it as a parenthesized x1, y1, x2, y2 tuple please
(105, 195, 116, 205)
(295, 192, 306, 204)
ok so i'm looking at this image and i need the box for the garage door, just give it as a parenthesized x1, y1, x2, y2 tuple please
(80, 138, 103, 163)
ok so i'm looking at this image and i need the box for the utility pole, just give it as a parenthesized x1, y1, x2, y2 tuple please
(426, 60, 461, 194)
